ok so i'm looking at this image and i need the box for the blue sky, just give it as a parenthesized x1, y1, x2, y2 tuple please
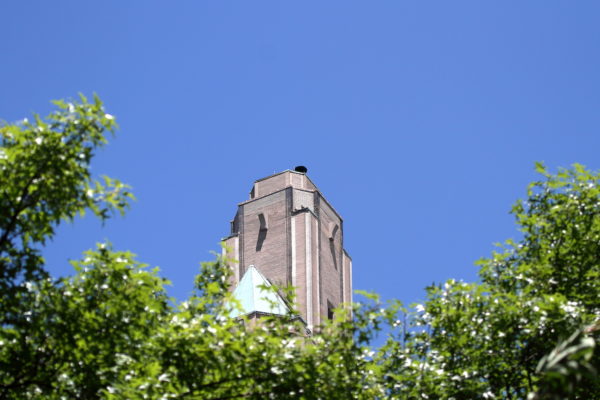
(2, 2, 599, 307)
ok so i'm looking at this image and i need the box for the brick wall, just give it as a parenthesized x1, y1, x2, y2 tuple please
(224, 171, 351, 327)
(241, 189, 289, 287)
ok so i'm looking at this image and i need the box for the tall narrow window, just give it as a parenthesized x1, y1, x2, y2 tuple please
(329, 223, 339, 270)
(258, 213, 268, 231)
(327, 300, 335, 320)
(256, 213, 268, 251)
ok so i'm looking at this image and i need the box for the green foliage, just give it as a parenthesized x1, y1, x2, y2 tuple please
(530, 324, 597, 400)
(0, 244, 170, 397)
(0, 95, 133, 326)
(1, 98, 598, 399)
(376, 163, 599, 399)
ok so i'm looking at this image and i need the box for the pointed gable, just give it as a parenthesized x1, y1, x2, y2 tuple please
(229, 266, 289, 318)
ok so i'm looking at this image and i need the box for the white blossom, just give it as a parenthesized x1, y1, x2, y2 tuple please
(158, 373, 169, 382)
(270, 366, 282, 375)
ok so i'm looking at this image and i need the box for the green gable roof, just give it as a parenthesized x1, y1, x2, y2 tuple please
(229, 266, 289, 318)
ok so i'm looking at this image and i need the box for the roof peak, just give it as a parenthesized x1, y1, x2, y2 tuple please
(229, 265, 289, 318)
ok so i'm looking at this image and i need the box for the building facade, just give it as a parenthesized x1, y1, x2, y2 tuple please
(223, 168, 352, 330)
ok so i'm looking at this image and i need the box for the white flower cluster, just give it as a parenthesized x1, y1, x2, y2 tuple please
(561, 300, 582, 319)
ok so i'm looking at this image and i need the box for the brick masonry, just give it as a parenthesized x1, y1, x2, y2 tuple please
(223, 170, 352, 329)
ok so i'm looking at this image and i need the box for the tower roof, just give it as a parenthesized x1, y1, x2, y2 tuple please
(246, 169, 319, 202)
(229, 266, 289, 318)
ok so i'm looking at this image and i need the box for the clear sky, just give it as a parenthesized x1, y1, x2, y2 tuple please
(2, 2, 599, 307)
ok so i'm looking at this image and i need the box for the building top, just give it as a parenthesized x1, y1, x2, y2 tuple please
(235, 168, 344, 222)
(229, 265, 289, 318)
(248, 169, 318, 201)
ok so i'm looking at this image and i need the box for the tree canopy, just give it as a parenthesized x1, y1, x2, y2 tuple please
(0, 97, 597, 399)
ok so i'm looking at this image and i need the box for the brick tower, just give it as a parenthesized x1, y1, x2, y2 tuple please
(223, 167, 352, 330)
